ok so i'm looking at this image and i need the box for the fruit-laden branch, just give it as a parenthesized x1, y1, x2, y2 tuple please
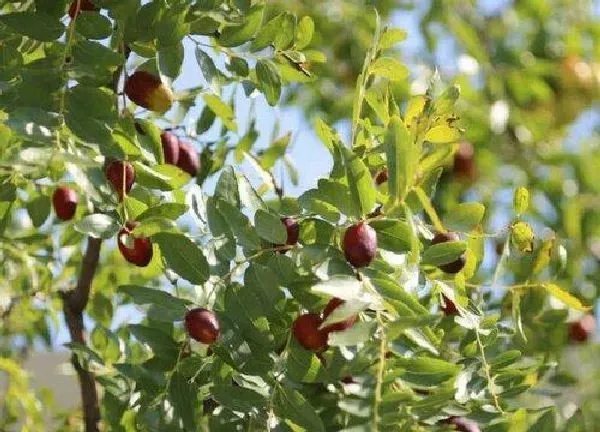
(61, 237, 102, 432)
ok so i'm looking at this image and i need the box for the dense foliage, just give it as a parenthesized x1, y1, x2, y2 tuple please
(0, 1, 599, 431)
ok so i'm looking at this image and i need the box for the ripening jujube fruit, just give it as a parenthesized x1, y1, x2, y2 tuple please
(431, 231, 466, 274)
(184, 308, 220, 344)
(322, 297, 357, 332)
(117, 222, 153, 267)
(375, 169, 388, 185)
(440, 294, 459, 316)
(160, 131, 180, 165)
(292, 313, 328, 352)
(343, 221, 377, 268)
(68, 0, 97, 18)
(453, 141, 477, 182)
(52, 187, 78, 221)
(569, 314, 596, 343)
(441, 416, 481, 432)
(176, 142, 200, 177)
(124, 71, 174, 113)
(279, 217, 300, 249)
(104, 160, 135, 200)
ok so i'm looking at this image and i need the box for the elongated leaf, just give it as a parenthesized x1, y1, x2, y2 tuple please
(340, 146, 376, 217)
(153, 233, 209, 284)
(385, 117, 414, 200)
(254, 209, 287, 244)
(421, 241, 467, 266)
(74, 214, 119, 239)
(443, 202, 485, 232)
(273, 387, 325, 432)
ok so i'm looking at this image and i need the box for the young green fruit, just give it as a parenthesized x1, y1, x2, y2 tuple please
(68, 0, 97, 18)
(117, 222, 153, 267)
(375, 169, 388, 185)
(569, 314, 596, 343)
(293, 313, 328, 352)
(176, 142, 200, 177)
(160, 131, 180, 165)
(124, 71, 174, 113)
(441, 416, 480, 432)
(185, 308, 220, 344)
(104, 160, 135, 200)
(431, 231, 466, 274)
(322, 297, 357, 332)
(343, 222, 377, 268)
(52, 186, 78, 221)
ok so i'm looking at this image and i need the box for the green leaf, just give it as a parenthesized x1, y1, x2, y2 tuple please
(421, 241, 467, 266)
(214, 167, 240, 208)
(218, 5, 263, 47)
(379, 28, 407, 50)
(72, 40, 122, 68)
(395, 356, 461, 386)
(196, 105, 216, 135)
(251, 12, 295, 51)
(340, 146, 376, 217)
(365, 85, 390, 125)
(433, 85, 460, 115)
(443, 202, 485, 232)
(137, 203, 188, 222)
(118, 285, 192, 322)
(273, 387, 325, 432)
(27, 195, 50, 227)
(286, 338, 327, 383)
(169, 372, 197, 431)
(74, 214, 120, 239)
(212, 385, 267, 412)
(255, 59, 282, 106)
(158, 41, 184, 79)
(202, 93, 237, 132)
(385, 116, 415, 201)
(295, 16, 314, 49)
(76, 12, 112, 40)
(195, 48, 224, 92)
(261, 133, 290, 169)
(234, 127, 258, 163)
(128, 324, 178, 358)
(133, 163, 191, 191)
(424, 125, 462, 144)
(539, 283, 591, 311)
(0, 12, 64, 41)
(227, 56, 249, 77)
(153, 233, 209, 285)
(0, 184, 16, 202)
(328, 322, 375, 347)
(369, 57, 409, 81)
(370, 219, 413, 253)
(490, 350, 521, 371)
(254, 210, 287, 244)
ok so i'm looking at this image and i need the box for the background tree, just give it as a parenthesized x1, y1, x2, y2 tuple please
(0, 0, 599, 431)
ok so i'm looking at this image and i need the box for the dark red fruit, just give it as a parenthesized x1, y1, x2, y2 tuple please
(442, 416, 480, 432)
(124, 71, 174, 113)
(343, 222, 377, 268)
(431, 231, 466, 274)
(184, 308, 220, 344)
(569, 314, 596, 343)
(281, 217, 300, 246)
(441, 294, 459, 316)
(161, 131, 180, 165)
(453, 142, 477, 182)
(117, 222, 153, 267)
(52, 187, 78, 221)
(104, 160, 135, 200)
(375, 169, 388, 185)
(176, 141, 200, 177)
(68, 0, 97, 18)
(322, 297, 357, 333)
(292, 313, 328, 352)
(341, 375, 355, 384)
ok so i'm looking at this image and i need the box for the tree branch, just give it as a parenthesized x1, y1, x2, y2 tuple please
(61, 237, 102, 432)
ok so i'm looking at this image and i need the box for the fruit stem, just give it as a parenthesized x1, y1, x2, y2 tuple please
(475, 329, 503, 413)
